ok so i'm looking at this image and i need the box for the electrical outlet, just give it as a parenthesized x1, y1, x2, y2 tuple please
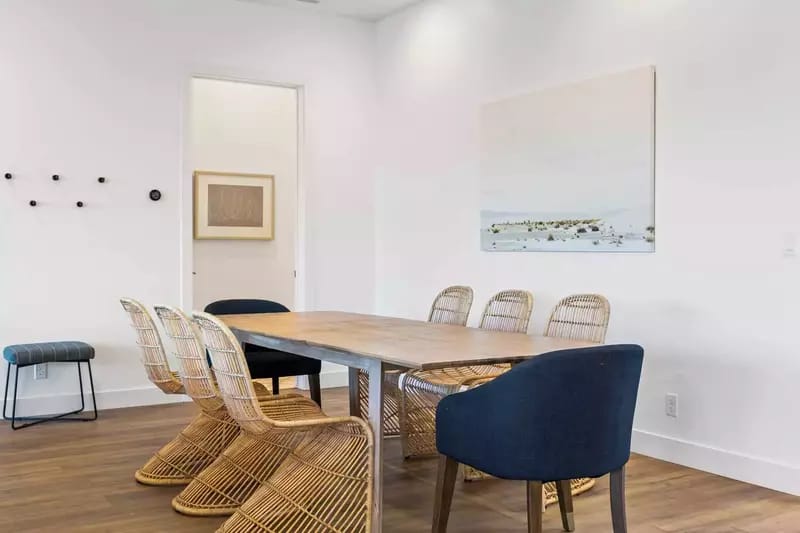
(665, 393, 678, 418)
(34, 363, 47, 380)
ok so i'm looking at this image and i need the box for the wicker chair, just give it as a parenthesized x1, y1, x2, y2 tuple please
(400, 289, 533, 460)
(154, 305, 321, 516)
(120, 297, 234, 486)
(193, 311, 374, 532)
(356, 286, 473, 437)
(536, 293, 611, 504)
(544, 293, 610, 343)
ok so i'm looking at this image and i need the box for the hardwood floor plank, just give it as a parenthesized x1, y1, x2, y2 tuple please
(0, 388, 796, 532)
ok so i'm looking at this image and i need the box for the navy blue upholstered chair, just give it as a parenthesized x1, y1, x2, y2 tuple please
(432, 344, 644, 533)
(204, 299, 322, 406)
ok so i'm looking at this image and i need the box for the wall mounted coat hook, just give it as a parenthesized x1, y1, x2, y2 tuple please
(52, 174, 60, 181)
(97, 177, 106, 183)
(29, 200, 37, 207)
(76, 201, 84, 208)
(4, 173, 12, 180)
(149, 189, 162, 201)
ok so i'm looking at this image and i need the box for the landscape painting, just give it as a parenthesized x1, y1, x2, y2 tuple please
(480, 66, 655, 252)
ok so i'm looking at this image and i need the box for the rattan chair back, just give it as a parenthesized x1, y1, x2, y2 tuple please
(193, 311, 273, 435)
(428, 286, 474, 326)
(154, 305, 225, 413)
(478, 290, 534, 333)
(120, 297, 183, 394)
(544, 294, 611, 343)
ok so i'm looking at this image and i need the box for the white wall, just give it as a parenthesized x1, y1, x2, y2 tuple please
(375, 0, 800, 494)
(0, 0, 374, 411)
(190, 79, 298, 311)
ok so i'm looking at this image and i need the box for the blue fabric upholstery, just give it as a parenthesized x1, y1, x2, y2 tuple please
(204, 299, 321, 379)
(436, 344, 643, 481)
(3, 341, 95, 366)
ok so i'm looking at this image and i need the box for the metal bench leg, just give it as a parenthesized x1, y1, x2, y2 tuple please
(86, 360, 98, 420)
(3, 361, 98, 430)
(2, 362, 12, 422)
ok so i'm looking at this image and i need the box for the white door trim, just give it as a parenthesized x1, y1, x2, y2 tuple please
(179, 73, 308, 313)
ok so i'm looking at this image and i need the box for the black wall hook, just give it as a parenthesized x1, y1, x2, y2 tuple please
(4, 173, 11, 180)
(97, 177, 106, 183)
(52, 174, 60, 181)
(29, 200, 37, 207)
(76, 201, 84, 208)
(149, 189, 162, 201)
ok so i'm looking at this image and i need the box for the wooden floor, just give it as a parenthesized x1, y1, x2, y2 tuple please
(1, 388, 797, 532)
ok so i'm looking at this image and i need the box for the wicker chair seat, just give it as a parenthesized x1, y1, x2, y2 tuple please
(217, 418, 372, 532)
(173, 395, 327, 516)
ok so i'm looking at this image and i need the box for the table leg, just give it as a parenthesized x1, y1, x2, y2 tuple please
(348, 366, 360, 417)
(367, 360, 385, 533)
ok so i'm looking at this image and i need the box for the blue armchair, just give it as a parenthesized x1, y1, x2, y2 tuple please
(432, 344, 644, 533)
(204, 299, 322, 406)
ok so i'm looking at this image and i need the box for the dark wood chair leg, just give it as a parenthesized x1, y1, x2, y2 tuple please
(308, 374, 322, 406)
(432, 455, 459, 533)
(271, 376, 280, 395)
(526, 481, 543, 533)
(556, 480, 575, 531)
(610, 467, 627, 533)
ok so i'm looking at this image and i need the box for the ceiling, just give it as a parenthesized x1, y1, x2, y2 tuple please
(236, 0, 422, 21)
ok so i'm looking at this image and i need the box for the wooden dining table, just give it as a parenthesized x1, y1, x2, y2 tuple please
(222, 311, 598, 533)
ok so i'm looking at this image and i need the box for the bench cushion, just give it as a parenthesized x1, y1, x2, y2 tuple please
(3, 342, 95, 366)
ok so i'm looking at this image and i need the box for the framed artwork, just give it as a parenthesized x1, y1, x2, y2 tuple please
(193, 171, 274, 240)
(480, 66, 655, 252)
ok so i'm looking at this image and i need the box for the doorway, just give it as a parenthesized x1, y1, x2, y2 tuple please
(188, 77, 299, 325)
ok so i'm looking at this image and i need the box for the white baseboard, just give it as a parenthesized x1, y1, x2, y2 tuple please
(8, 370, 350, 418)
(296, 368, 349, 390)
(632, 429, 800, 496)
(8, 386, 190, 417)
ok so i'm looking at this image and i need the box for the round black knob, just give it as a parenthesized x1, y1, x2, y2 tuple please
(98, 177, 106, 183)
(52, 174, 60, 181)
(76, 201, 84, 208)
(149, 189, 162, 201)
(4, 173, 11, 180)
(29, 200, 37, 207)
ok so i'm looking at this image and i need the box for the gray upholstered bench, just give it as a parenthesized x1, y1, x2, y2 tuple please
(3, 341, 98, 430)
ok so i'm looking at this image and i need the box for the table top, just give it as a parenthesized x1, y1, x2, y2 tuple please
(221, 311, 599, 370)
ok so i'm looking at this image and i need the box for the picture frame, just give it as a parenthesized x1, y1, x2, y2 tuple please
(193, 171, 275, 240)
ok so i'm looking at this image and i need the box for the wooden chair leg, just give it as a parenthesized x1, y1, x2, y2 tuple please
(308, 374, 322, 407)
(610, 467, 627, 533)
(527, 481, 543, 533)
(271, 376, 280, 395)
(432, 455, 459, 533)
(555, 480, 575, 531)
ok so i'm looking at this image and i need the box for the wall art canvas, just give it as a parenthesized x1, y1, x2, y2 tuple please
(480, 66, 655, 252)
(194, 171, 274, 240)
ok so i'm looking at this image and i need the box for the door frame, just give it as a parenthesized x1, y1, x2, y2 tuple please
(179, 73, 308, 313)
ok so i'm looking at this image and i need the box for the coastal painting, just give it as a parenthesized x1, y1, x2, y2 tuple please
(480, 66, 655, 252)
